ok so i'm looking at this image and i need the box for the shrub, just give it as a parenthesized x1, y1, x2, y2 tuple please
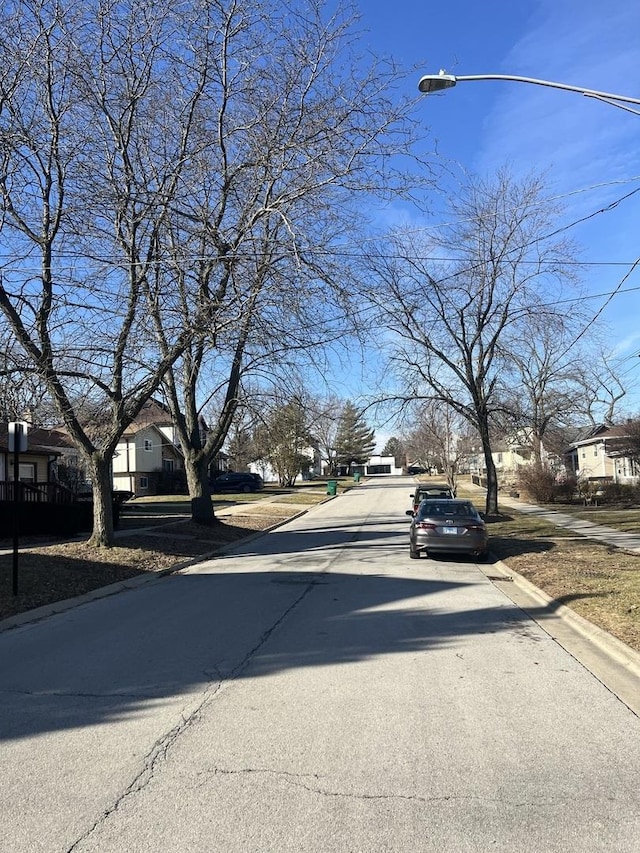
(554, 472, 578, 502)
(598, 482, 637, 504)
(517, 465, 557, 503)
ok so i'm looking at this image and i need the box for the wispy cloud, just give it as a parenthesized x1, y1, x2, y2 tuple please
(477, 2, 640, 184)
(469, 1, 640, 410)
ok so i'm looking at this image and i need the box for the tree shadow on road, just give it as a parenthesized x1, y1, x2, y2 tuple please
(0, 559, 570, 742)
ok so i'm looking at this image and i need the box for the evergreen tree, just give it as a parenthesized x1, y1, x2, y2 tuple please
(382, 437, 406, 468)
(334, 403, 375, 470)
(226, 424, 254, 472)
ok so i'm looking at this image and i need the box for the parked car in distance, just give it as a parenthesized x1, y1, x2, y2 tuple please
(407, 465, 428, 475)
(210, 472, 264, 493)
(409, 483, 454, 514)
(406, 499, 488, 560)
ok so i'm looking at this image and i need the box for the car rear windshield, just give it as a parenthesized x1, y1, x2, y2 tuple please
(419, 501, 475, 517)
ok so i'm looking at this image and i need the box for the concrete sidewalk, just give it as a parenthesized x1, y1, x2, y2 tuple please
(497, 493, 640, 553)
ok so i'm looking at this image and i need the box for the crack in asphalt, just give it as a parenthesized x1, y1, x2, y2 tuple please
(66, 511, 377, 851)
(65, 578, 322, 852)
(65, 680, 224, 853)
(198, 765, 517, 806)
(202, 765, 613, 813)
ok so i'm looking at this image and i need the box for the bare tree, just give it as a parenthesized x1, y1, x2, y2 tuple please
(0, 332, 51, 422)
(1, 0, 432, 536)
(366, 170, 580, 514)
(498, 320, 593, 464)
(306, 394, 344, 476)
(574, 349, 627, 426)
(404, 401, 468, 493)
(144, 0, 428, 522)
(0, 2, 218, 545)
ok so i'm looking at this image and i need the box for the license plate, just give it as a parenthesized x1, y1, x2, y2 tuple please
(443, 527, 458, 535)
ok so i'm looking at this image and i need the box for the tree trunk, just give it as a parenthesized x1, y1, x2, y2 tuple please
(532, 432, 543, 466)
(483, 449, 499, 515)
(87, 455, 114, 548)
(184, 452, 214, 525)
(477, 420, 499, 515)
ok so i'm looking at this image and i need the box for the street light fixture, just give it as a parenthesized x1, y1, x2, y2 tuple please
(418, 71, 640, 115)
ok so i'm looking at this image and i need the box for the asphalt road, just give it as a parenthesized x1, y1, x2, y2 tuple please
(1, 477, 639, 852)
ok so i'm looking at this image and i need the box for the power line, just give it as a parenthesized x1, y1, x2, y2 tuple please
(555, 258, 640, 360)
(2, 177, 640, 273)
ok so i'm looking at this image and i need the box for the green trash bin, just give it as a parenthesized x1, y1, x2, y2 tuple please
(353, 472, 361, 483)
(327, 479, 338, 496)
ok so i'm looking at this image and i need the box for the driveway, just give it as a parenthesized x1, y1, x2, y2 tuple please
(1, 477, 639, 851)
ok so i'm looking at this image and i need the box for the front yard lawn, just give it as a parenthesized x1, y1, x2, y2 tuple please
(484, 509, 640, 654)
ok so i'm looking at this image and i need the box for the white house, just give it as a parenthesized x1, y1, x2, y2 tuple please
(567, 423, 640, 484)
(353, 454, 404, 476)
(112, 421, 184, 495)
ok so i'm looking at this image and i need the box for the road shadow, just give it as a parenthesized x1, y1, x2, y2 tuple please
(0, 561, 567, 743)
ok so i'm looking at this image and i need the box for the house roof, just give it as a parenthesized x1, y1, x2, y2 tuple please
(0, 425, 75, 456)
(132, 398, 174, 428)
(566, 424, 609, 449)
(597, 423, 636, 439)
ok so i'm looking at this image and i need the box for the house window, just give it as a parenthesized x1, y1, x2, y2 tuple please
(139, 476, 149, 490)
(9, 461, 36, 482)
(144, 439, 153, 452)
(497, 453, 503, 464)
(593, 446, 598, 457)
(20, 463, 36, 482)
(162, 458, 174, 472)
(581, 451, 586, 459)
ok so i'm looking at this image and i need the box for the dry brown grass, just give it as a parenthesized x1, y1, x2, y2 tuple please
(484, 510, 640, 653)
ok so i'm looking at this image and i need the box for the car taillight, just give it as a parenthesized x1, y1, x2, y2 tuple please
(416, 522, 437, 530)
(466, 524, 485, 532)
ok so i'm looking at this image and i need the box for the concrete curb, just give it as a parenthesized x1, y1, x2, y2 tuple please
(479, 556, 640, 715)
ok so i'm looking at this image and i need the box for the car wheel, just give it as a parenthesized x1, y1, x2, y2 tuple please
(242, 485, 252, 493)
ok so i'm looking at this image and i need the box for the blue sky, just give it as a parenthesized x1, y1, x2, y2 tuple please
(351, 0, 640, 444)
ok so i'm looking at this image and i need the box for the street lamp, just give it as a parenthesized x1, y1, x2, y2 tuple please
(418, 71, 640, 115)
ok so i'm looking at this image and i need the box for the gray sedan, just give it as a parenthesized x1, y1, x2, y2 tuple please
(406, 499, 489, 560)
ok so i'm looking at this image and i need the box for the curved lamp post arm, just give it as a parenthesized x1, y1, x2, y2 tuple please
(418, 72, 640, 115)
